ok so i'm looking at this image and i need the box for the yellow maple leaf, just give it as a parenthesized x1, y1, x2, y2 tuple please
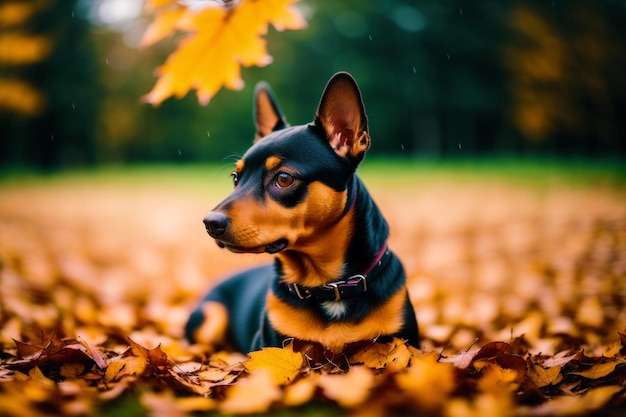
(140, 6, 187, 47)
(142, 0, 306, 106)
(244, 345, 304, 385)
(144, 0, 179, 12)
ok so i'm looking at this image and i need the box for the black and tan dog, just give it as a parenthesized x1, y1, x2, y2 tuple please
(185, 72, 419, 353)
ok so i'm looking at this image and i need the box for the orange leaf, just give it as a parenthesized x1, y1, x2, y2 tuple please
(528, 362, 562, 388)
(440, 348, 481, 370)
(396, 351, 456, 411)
(318, 366, 374, 408)
(220, 370, 281, 414)
(245, 345, 304, 385)
(104, 355, 148, 382)
(570, 359, 625, 379)
(142, 0, 306, 106)
(349, 338, 411, 371)
(283, 375, 317, 407)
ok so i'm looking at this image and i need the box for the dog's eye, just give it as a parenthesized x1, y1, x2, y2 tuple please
(231, 172, 239, 187)
(275, 172, 295, 188)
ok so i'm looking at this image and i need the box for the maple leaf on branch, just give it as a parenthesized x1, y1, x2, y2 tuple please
(141, 0, 307, 106)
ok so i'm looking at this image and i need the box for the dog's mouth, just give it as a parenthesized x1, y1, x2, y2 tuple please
(216, 238, 288, 254)
(265, 238, 288, 254)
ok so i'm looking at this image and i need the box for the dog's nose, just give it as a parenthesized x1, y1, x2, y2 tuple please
(203, 212, 229, 237)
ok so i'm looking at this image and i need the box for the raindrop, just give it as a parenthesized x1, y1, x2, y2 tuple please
(401, 144, 405, 150)
(459, 8, 463, 15)
(178, 149, 182, 156)
(369, 34, 373, 41)
(50, 134, 55, 141)
(412, 66, 416, 73)
(447, 53, 451, 60)
(72, 103, 76, 110)
(206, 131, 211, 137)
(105, 58, 109, 65)
(458, 143, 462, 150)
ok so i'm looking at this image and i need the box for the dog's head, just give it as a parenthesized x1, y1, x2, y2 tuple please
(203, 72, 370, 254)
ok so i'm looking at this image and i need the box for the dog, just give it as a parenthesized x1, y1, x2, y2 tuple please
(185, 72, 419, 353)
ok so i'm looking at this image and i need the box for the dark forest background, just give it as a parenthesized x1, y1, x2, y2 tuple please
(1, 0, 625, 170)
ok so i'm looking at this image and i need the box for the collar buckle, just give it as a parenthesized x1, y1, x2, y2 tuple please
(289, 283, 312, 300)
(324, 274, 367, 301)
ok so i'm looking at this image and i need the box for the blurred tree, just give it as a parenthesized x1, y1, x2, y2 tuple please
(0, 0, 99, 170)
(505, 0, 626, 157)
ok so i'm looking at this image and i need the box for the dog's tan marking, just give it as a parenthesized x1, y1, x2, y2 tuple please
(223, 182, 352, 286)
(235, 159, 245, 174)
(264, 156, 282, 172)
(266, 287, 408, 353)
(193, 301, 229, 345)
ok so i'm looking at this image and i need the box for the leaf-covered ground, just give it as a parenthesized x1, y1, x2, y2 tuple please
(0, 162, 625, 416)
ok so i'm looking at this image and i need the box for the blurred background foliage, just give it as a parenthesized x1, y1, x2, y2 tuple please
(0, 0, 625, 170)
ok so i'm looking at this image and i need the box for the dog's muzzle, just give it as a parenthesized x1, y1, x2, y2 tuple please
(203, 212, 229, 238)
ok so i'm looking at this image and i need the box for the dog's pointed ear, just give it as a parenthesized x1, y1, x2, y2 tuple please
(314, 72, 370, 164)
(254, 82, 288, 142)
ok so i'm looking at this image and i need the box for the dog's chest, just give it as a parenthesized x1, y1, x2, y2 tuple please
(320, 300, 349, 319)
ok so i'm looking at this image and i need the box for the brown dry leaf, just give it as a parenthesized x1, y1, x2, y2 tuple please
(528, 362, 563, 388)
(283, 375, 317, 407)
(245, 344, 304, 385)
(570, 359, 625, 379)
(603, 341, 622, 358)
(445, 393, 515, 417)
(318, 366, 375, 408)
(542, 350, 584, 368)
(520, 385, 621, 416)
(349, 338, 412, 371)
(477, 363, 521, 394)
(396, 351, 456, 411)
(220, 369, 281, 414)
(104, 354, 147, 382)
(440, 347, 481, 369)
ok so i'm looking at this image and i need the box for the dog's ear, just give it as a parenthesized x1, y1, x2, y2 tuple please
(314, 72, 370, 164)
(254, 82, 288, 142)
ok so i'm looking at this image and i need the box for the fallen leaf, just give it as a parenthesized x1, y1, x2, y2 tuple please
(570, 359, 625, 379)
(396, 351, 456, 411)
(318, 366, 374, 408)
(519, 385, 621, 416)
(542, 350, 583, 368)
(476, 363, 521, 393)
(349, 338, 411, 371)
(283, 375, 317, 407)
(220, 369, 281, 414)
(440, 348, 481, 370)
(528, 362, 563, 388)
(104, 355, 147, 382)
(245, 345, 304, 385)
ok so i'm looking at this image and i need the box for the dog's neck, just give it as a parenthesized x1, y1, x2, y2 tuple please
(276, 175, 389, 288)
